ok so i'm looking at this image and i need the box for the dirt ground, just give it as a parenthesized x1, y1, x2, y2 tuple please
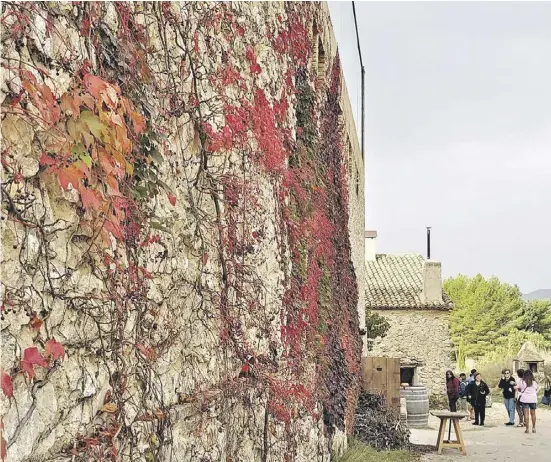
(409, 404, 551, 461)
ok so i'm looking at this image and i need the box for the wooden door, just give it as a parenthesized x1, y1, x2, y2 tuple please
(361, 357, 401, 410)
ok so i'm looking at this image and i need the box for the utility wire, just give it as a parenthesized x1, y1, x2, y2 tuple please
(351, 1, 365, 162)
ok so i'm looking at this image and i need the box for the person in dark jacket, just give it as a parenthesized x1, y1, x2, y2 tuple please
(466, 368, 477, 420)
(446, 370, 460, 412)
(467, 372, 490, 425)
(498, 368, 517, 425)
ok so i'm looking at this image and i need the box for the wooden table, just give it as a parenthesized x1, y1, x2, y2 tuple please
(430, 411, 467, 455)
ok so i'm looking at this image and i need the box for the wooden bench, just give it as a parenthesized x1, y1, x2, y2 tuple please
(430, 411, 467, 455)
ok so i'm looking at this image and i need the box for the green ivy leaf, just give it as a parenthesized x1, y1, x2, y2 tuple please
(81, 110, 105, 139)
(71, 143, 92, 168)
(149, 148, 164, 165)
(149, 221, 170, 233)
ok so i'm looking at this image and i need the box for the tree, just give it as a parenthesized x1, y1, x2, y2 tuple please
(444, 274, 549, 362)
(515, 299, 551, 341)
(365, 309, 390, 351)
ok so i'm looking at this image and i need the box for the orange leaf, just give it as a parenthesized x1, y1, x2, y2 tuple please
(102, 85, 119, 109)
(1, 370, 13, 398)
(100, 402, 118, 413)
(45, 338, 65, 361)
(111, 113, 124, 126)
(80, 93, 95, 110)
(129, 111, 146, 135)
(58, 164, 85, 190)
(61, 93, 80, 117)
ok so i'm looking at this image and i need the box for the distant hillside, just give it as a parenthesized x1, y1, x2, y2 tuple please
(522, 289, 551, 301)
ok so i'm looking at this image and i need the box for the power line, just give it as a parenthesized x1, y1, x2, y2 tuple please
(351, 1, 365, 162)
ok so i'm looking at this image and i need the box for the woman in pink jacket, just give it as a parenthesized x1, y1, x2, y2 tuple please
(518, 369, 538, 433)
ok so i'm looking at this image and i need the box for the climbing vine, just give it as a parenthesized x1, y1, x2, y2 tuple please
(1, 2, 361, 460)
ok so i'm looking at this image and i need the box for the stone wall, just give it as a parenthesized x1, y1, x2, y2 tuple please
(1, 2, 364, 461)
(369, 310, 454, 395)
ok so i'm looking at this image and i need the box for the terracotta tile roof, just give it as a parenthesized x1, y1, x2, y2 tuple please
(365, 254, 453, 310)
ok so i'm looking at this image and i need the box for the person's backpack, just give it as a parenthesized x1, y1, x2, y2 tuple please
(459, 381, 467, 398)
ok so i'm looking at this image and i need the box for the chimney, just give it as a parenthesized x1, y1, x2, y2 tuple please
(422, 260, 443, 304)
(365, 230, 377, 262)
(426, 227, 431, 260)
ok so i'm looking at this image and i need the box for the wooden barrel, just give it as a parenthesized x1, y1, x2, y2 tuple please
(400, 386, 429, 428)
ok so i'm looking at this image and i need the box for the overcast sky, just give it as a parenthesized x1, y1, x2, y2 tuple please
(328, 1, 551, 293)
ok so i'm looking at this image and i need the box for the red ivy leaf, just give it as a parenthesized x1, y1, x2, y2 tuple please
(1, 370, 13, 398)
(167, 192, 176, 207)
(45, 338, 65, 361)
(136, 343, 157, 361)
(39, 152, 57, 167)
(105, 218, 124, 240)
(20, 360, 35, 380)
(79, 188, 103, 210)
(20, 347, 48, 379)
(202, 252, 208, 265)
(83, 73, 107, 99)
(23, 347, 48, 367)
(29, 313, 43, 331)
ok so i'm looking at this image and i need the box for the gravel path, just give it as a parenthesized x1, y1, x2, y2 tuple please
(409, 404, 551, 461)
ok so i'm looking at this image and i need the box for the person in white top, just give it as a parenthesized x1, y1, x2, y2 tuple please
(517, 369, 538, 434)
(514, 369, 525, 427)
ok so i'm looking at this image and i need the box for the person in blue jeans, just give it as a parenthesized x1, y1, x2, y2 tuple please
(498, 368, 517, 426)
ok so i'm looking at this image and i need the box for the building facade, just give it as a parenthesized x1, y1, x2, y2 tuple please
(365, 232, 454, 396)
(1, 2, 365, 461)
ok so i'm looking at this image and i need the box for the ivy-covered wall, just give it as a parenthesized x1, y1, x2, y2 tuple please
(1, 2, 365, 461)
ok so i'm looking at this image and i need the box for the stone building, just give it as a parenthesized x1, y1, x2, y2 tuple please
(365, 232, 454, 396)
(513, 341, 545, 381)
(1, 2, 365, 461)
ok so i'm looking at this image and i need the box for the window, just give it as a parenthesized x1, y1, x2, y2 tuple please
(400, 367, 416, 386)
(311, 23, 326, 85)
(527, 362, 538, 373)
(317, 39, 326, 82)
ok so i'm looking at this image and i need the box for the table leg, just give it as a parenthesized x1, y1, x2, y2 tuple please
(436, 418, 447, 454)
(452, 418, 467, 455)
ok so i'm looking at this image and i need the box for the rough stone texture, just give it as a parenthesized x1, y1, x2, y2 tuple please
(369, 310, 454, 395)
(1, 2, 364, 461)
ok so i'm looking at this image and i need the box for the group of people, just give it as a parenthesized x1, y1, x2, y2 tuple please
(498, 368, 538, 433)
(445, 368, 539, 432)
